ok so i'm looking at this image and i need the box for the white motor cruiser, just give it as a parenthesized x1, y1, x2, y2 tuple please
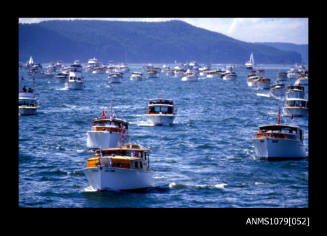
(130, 72, 143, 81)
(108, 72, 123, 83)
(145, 98, 176, 126)
(181, 69, 198, 82)
(248, 76, 270, 89)
(283, 98, 308, 117)
(65, 71, 84, 90)
(19, 88, 38, 116)
(84, 143, 154, 191)
(87, 108, 129, 150)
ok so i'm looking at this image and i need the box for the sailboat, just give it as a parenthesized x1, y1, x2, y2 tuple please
(245, 53, 254, 69)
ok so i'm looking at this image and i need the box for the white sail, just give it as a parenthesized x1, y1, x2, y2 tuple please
(249, 53, 254, 66)
(28, 56, 34, 65)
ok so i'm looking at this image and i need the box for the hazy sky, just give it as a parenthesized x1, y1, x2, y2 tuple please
(19, 17, 308, 44)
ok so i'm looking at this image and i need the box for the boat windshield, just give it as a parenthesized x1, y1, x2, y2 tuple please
(149, 105, 173, 114)
(92, 118, 128, 129)
(149, 100, 173, 105)
(259, 125, 300, 134)
(19, 99, 35, 106)
(288, 100, 307, 107)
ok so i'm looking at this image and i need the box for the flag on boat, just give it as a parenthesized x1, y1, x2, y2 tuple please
(101, 107, 107, 119)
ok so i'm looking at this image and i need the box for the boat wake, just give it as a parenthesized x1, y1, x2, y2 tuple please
(168, 182, 227, 190)
(83, 186, 97, 192)
(55, 87, 69, 91)
(256, 93, 270, 97)
(137, 121, 155, 126)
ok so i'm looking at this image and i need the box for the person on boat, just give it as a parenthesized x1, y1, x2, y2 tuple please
(22, 86, 27, 92)
(28, 87, 33, 93)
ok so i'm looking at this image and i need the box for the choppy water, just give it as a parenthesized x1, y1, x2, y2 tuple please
(19, 64, 308, 208)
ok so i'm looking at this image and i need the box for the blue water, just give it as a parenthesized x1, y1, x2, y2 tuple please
(19, 64, 308, 208)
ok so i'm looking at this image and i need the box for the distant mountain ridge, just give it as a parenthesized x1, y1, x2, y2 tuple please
(19, 20, 303, 64)
(257, 42, 308, 64)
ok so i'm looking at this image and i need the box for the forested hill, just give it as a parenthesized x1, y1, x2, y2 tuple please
(19, 20, 303, 64)
(257, 42, 308, 64)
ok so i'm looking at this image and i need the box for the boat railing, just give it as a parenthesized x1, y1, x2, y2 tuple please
(256, 132, 298, 140)
(91, 126, 126, 133)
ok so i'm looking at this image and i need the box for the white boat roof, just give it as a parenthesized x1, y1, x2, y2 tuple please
(19, 92, 35, 99)
(258, 124, 302, 131)
(285, 98, 308, 101)
(69, 71, 82, 77)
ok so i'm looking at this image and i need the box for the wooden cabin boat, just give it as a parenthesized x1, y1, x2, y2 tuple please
(83, 143, 154, 191)
(130, 72, 143, 81)
(146, 69, 159, 79)
(86, 112, 129, 150)
(253, 124, 306, 160)
(65, 71, 84, 90)
(247, 76, 270, 89)
(145, 98, 176, 126)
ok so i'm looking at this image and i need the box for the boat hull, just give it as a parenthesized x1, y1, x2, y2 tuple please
(206, 74, 218, 79)
(130, 76, 142, 81)
(146, 114, 175, 126)
(181, 76, 198, 82)
(86, 131, 129, 149)
(253, 137, 306, 160)
(222, 74, 237, 80)
(282, 107, 308, 117)
(83, 167, 154, 191)
(19, 106, 37, 116)
(65, 81, 84, 90)
(109, 77, 122, 83)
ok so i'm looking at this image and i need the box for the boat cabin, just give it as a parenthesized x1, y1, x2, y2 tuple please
(19, 98, 37, 107)
(147, 99, 175, 115)
(287, 85, 304, 92)
(91, 118, 128, 132)
(68, 72, 82, 81)
(19, 92, 37, 107)
(285, 98, 308, 108)
(256, 124, 303, 142)
(87, 144, 150, 170)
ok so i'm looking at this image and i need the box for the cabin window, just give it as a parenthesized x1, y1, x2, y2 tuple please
(131, 161, 136, 168)
(116, 162, 122, 168)
(153, 106, 161, 113)
(161, 107, 168, 113)
(140, 162, 143, 169)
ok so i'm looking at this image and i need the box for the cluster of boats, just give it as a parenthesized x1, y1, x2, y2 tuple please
(161, 62, 238, 82)
(244, 53, 308, 160)
(19, 54, 308, 191)
(84, 99, 176, 191)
